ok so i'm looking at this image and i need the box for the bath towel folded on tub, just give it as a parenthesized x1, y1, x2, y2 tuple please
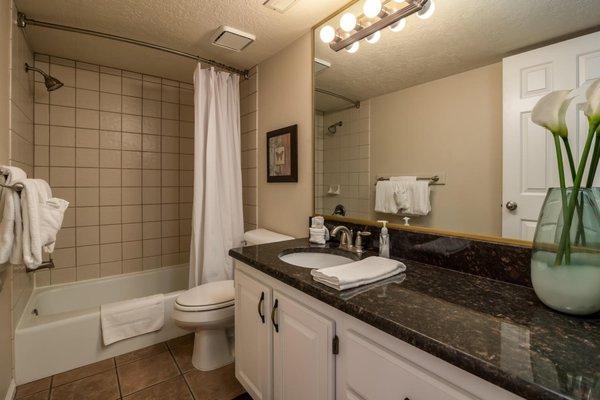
(101, 294, 165, 345)
(311, 256, 406, 291)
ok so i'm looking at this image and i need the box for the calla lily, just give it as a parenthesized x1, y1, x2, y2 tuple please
(531, 90, 575, 137)
(584, 78, 600, 125)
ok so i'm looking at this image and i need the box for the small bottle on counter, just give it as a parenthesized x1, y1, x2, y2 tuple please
(378, 220, 390, 258)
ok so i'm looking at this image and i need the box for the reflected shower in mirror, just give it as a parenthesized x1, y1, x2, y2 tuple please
(314, 0, 600, 240)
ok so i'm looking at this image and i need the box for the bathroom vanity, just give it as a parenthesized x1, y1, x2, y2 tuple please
(230, 239, 599, 400)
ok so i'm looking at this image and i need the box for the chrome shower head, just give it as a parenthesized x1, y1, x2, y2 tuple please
(25, 63, 63, 91)
(327, 121, 342, 134)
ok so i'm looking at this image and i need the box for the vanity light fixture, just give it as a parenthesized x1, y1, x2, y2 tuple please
(319, 0, 434, 53)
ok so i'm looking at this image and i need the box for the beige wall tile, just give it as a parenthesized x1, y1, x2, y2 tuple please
(142, 239, 161, 257)
(162, 153, 179, 170)
(142, 222, 161, 239)
(123, 258, 143, 273)
(162, 85, 179, 103)
(100, 92, 121, 113)
(76, 128, 99, 148)
(100, 168, 121, 187)
(142, 152, 160, 169)
(35, 124, 50, 145)
(76, 108, 99, 129)
(99, 149, 121, 168)
(50, 105, 76, 127)
(56, 227, 76, 249)
(50, 146, 75, 166)
(122, 241, 142, 260)
(161, 119, 179, 137)
(76, 68, 99, 90)
(142, 117, 161, 135)
(50, 126, 75, 147)
(76, 226, 100, 246)
(122, 205, 142, 223)
(122, 150, 141, 168)
(142, 99, 161, 117)
(100, 73, 121, 94)
(122, 223, 142, 242)
(142, 135, 160, 152)
(122, 96, 141, 115)
(76, 88, 99, 110)
(76, 168, 99, 187)
(162, 204, 179, 220)
(122, 77, 142, 97)
(142, 81, 161, 100)
(77, 245, 100, 265)
(101, 261, 122, 277)
(100, 243, 122, 262)
(142, 170, 161, 186)
(142, 187, 161, 204)
(142, 204, 161, 222)
(76, 207, 99, 226)
(50, 166, 75, 187)
(50, 86, 75, 107)
(122, 187, 142, 205)
(100, 187, 121, 206)
(51, 267, 76, 284)
(77, 264, 100, 281)
(76, 148, 99, 167)
(100, 224, 122, 244)
(122, 132, 141, 151)
(53, 247, 76, 268)
(142, 256, 161, 270)
(76, 187, 99, 206)
(122, 169, 141, 186)
(122, 114, 142, 133)
(100, 111, 121, 131)
(100, 206, 121, 225)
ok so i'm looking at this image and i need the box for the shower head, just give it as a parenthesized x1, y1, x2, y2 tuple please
(327, 121, 343, 134)
(25, 63, 63, 91)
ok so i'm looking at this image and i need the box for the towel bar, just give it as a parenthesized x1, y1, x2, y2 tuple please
(375, 175, 440, 186)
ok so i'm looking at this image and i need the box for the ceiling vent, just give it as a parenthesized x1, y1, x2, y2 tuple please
(314, 58, 331, 73)
(211, 26, 255, 52)
(263, 0, 299, 13)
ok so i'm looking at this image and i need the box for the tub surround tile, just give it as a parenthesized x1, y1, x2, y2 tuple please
(229, 239, 600, 400)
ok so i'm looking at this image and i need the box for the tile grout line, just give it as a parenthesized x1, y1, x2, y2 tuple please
(168, 345, 197, 400)
(113, 357, 123, 399)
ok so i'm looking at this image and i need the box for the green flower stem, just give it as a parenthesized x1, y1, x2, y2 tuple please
(553, 134, 570, 264)
(561, 136, 576, 181)
(556, 121, 600, 265)
(586, 128, 600, 188)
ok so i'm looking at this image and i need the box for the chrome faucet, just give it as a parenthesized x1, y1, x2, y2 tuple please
(331, 225, 371, 255)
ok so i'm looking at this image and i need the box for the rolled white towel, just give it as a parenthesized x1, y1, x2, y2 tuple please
(311, 256, 406, 291)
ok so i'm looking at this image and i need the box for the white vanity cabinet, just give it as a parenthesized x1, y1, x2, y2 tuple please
(234, 261, 523, 400)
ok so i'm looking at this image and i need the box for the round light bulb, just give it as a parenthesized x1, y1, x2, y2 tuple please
(389, 18, 406, 32)
(417, 0, 435, 19)
(340, 12, 357, 32)
(319, 25, 336, 43)
(345, 41, 360, 54)
(365, 31, 381, 44)
(363, 0, 382, 18)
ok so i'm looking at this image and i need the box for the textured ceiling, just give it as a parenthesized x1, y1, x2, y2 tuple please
(315, 0, 600, 112)
(15, 0, 349, 82)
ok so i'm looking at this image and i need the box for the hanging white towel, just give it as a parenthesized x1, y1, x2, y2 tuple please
(0, 166, 26, 265)
(404, 180, 431, 216)
(101, 294, 165, 345)
(375, 181, 409, 214)
(311, 256, 406, 291)
(20, 179, 69, 269)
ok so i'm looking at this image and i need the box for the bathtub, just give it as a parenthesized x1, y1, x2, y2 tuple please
(15, 264, 189, 384)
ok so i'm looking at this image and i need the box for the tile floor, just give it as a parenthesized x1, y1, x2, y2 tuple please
(14, 334, 252, 400)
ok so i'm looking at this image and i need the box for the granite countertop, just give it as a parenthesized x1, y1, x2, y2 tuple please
(229, 239, 600, 400)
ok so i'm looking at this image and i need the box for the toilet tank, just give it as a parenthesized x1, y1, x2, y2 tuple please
(243, 229, 294, 246)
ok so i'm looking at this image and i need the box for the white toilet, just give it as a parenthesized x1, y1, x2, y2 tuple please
(172, 229, 293, 371)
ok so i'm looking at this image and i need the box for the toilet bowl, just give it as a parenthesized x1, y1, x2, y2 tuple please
(172, 280, 235, 371)
(172, 229, 294, 371)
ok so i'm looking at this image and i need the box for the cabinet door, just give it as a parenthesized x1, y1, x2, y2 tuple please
(235, 271, 272, 400)
(272, 290, 335, 400)
(341, 328, 475, 400)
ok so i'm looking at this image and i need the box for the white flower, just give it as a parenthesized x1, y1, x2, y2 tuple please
(531, 90, 575, 137)
(584, 79, 600, 124)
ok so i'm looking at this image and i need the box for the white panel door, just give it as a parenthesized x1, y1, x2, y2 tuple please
(502, 31, 600, 239)
(235, 271, 272, 400)
(272, 290, 335, 400)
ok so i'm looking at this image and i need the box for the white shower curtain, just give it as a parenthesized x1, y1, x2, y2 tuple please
(189, 66, 244, 287)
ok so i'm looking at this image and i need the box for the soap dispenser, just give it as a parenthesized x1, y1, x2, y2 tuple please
(378, 220, 390, 258)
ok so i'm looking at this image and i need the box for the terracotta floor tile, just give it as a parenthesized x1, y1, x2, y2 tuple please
(18, 390, 50, 400)
(170, 340, 194, 373)
(115, 342, 168, 365)
(50, 369, 120, 400)
(122, 376, 193, 400)
(52, 358, 115, 387)
(15, 377, 51, 398)
(166, 333, 194, 349)
(117, 351, 180, 396)
(184, 363, 245, 400)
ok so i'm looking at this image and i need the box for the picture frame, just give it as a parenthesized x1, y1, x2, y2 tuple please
(267, 124, 298, 183)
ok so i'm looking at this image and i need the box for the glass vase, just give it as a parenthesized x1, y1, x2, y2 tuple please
(531, 188, 600, 316)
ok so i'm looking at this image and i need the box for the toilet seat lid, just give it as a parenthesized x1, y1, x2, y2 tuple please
(176, 280, 234, 311)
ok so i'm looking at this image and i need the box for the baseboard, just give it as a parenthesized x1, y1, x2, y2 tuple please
(3, 379, 16, 400)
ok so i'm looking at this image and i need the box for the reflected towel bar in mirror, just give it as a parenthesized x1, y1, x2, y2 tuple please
(375, 175, 440, 186)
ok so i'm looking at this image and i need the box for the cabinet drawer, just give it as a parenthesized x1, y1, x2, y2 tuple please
(342, 329, 475, 400)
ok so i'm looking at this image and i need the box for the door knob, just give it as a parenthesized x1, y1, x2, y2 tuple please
(506, 201, 518, 211)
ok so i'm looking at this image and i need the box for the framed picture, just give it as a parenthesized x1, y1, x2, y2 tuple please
(267, 124, 298, 182)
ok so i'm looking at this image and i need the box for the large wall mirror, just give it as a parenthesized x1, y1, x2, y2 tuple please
(313, 0, 600, 241)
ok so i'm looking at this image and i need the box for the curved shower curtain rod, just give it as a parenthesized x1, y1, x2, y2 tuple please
(17, 12, 250, 79)
(315, 88, 360, 109)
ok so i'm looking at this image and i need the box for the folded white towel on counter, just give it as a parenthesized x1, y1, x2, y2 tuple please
(311, 256, 406, 291)
(20, 179, 69, 269)
(0, 166, 27, 265)
(101, 294, 165, 345)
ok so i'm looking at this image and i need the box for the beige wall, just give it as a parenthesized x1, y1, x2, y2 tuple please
(257, 33, 313, 238)
(33, 55, 194, 286)
(370, 63, 503, 236)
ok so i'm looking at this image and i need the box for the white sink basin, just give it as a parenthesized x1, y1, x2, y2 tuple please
(278, 251, 354, 269)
